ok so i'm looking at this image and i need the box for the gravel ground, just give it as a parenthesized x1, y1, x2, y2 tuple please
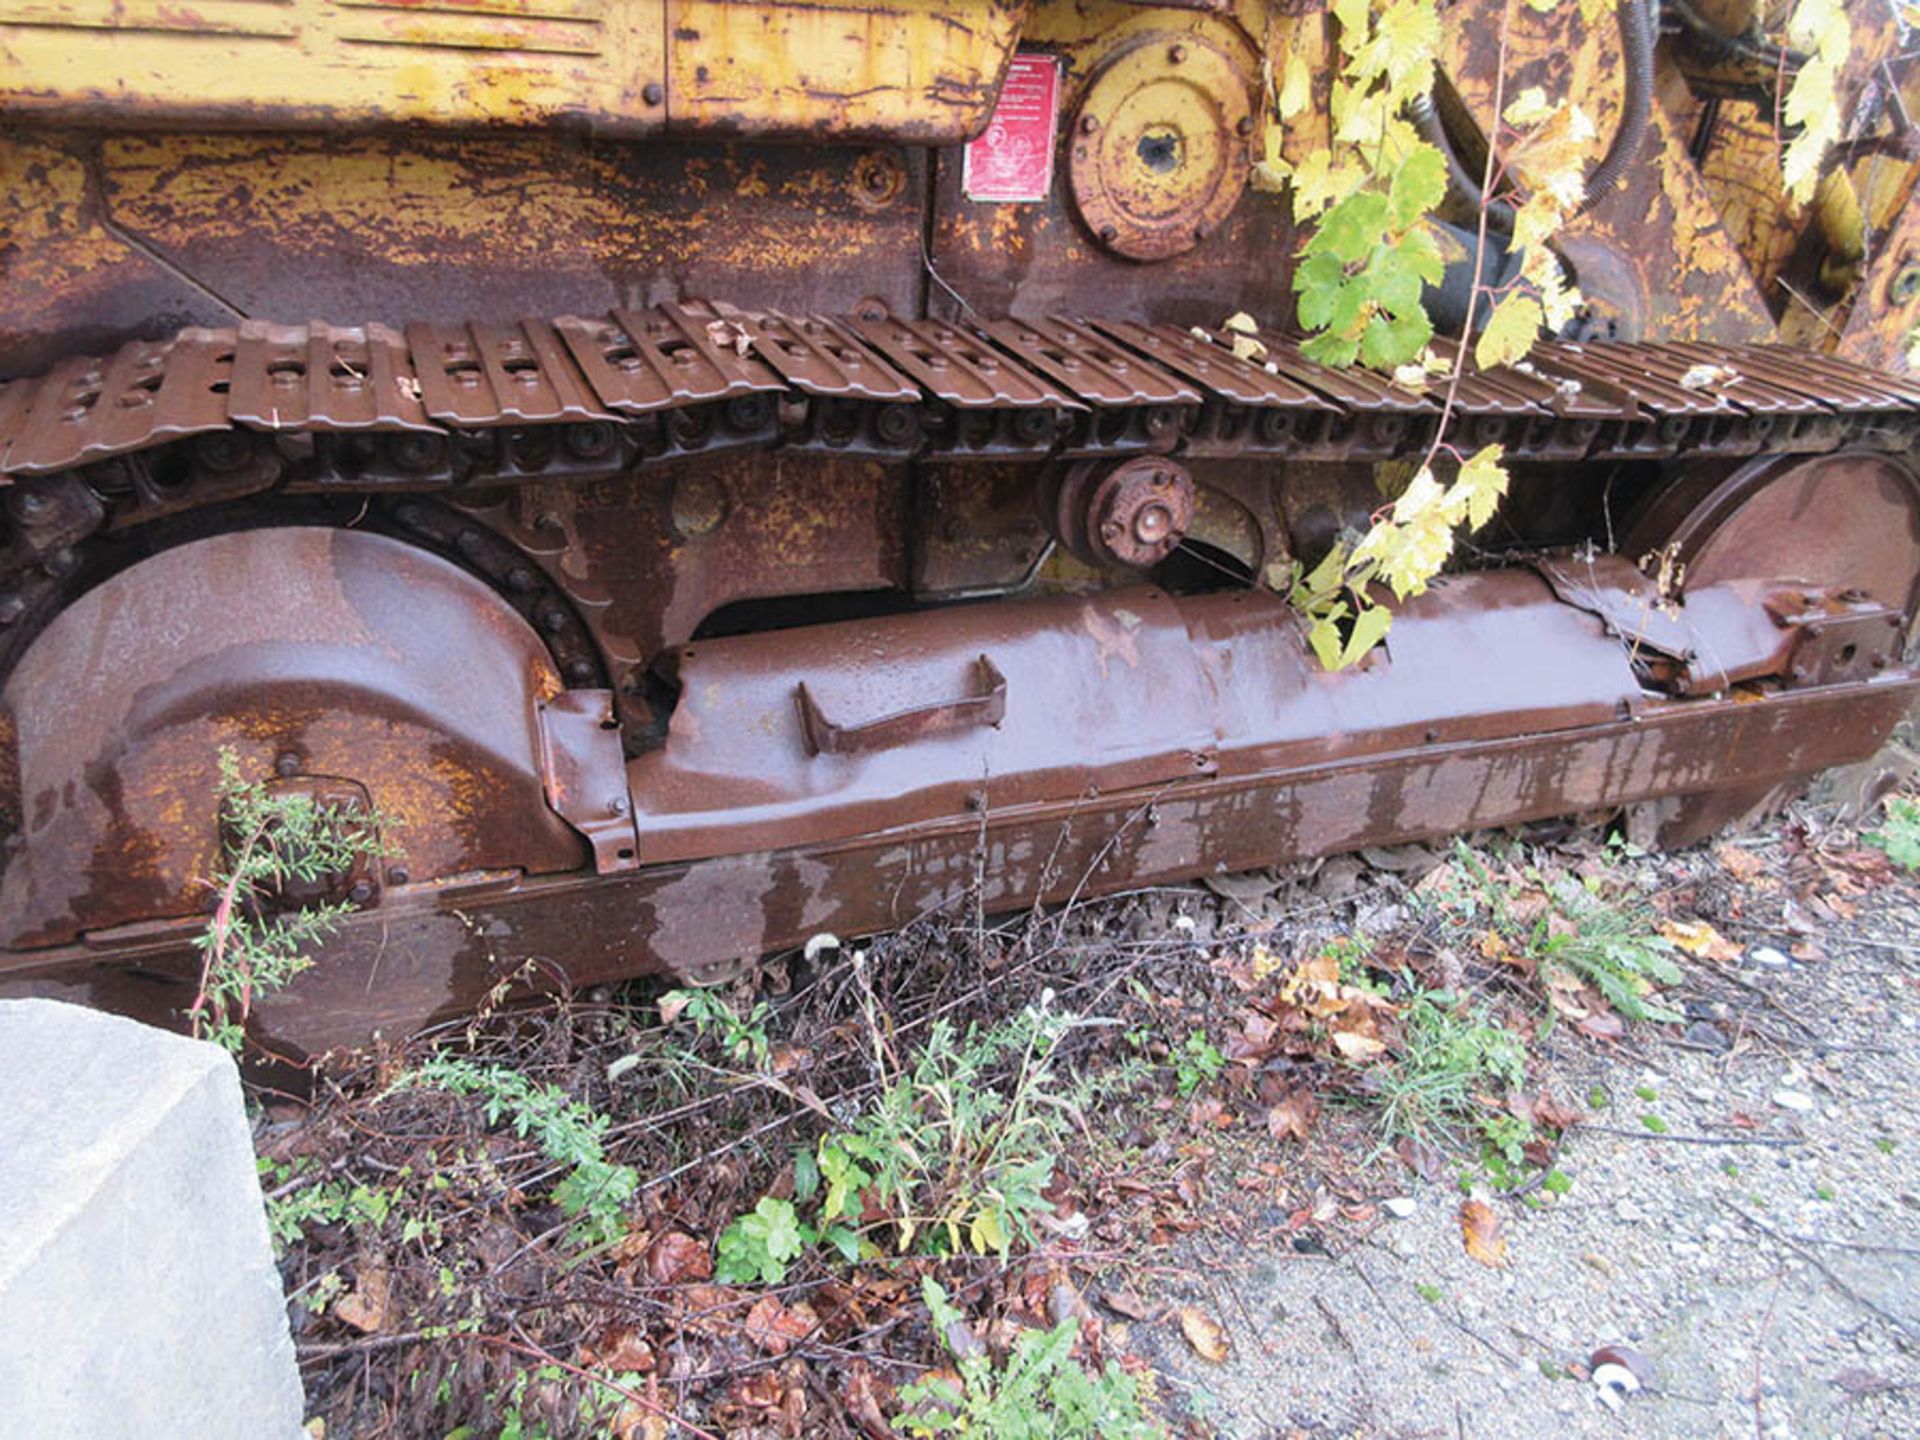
(1142, 849, 1920, 1439)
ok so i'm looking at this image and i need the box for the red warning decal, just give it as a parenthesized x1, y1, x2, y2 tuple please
(962, 54, 1062, 204)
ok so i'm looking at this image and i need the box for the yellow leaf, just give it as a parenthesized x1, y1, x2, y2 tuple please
(1223, 311, 1260, 335)
(1230, 333, 1268, 361)
(1475, 291, 1544, 370)
(1659, 919, 1741, 964)
(1179, 1306, 1232, 1363)
(1332, 1029, 1389, 1060)
(1503, 86, 1555, 128)
(1307, 614, 1345, 669)
(1339, 601, 1393, 668)
(1580, 0, 1616, 21)
(1459, 1199, 1508, 1266)
(1331, 0, 1371, 54)
(969, 1208, 1008, 1256)
(1277, 51, 1313, 121)
(1450, 443, 1509, 530)
(1510, 192, 1563, 254)
(1525, 250, 1582, 332)
(1288, 148, 1368, 222)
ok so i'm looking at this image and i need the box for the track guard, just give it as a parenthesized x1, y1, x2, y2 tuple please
(0, 527, 589, 948)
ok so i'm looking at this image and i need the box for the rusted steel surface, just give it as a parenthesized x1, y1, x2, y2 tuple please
(1624, 452, 1920, 621)
(8, 307, 1917, 482)
(6, 671, 1909, 1059)
(0, 132, 937, 382)
(537, 689, 641, 874)
(663, 0, 1028, 141)
(0, 527, 589, 949)
(1439, 0, 1778, 344)
(0, 0, 1026, 142)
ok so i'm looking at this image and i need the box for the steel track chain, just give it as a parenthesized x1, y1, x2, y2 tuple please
(1, 301, 1918, 601)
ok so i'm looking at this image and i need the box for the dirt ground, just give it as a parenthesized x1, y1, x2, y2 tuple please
(273, 799, 1920, 1439)
(1146, 881, 1920, 1438)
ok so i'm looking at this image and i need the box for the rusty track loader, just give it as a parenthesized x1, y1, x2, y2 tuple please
(1, 0, 1918, 1057)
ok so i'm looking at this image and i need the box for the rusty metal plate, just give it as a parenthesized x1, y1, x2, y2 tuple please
(847, 315, 1080, 409)
(407, 320, 615, 427)
(1425, 338, 1628, 421)
(0, 331, 238, 474)
(537, 688, 640, 874)
(974, 315, 1202, 407)
(0, 378, 31, 478)
(630, 586, 1218, 862)
(1256, 336, 1436, 414)
(1090, 320, 1337, 410)
(1531, 344, 1738, 416)
(18, 655, 1913, 1059)
(1701, 343, 1920, 411)
(1631, 344, 1832, 416)
(556, 305, 784, 415)
(230, 321, 438, 432)
(727, 310, 919, 402)
(0, 526, 587, 949)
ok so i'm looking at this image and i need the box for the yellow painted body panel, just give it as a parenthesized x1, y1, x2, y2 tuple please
(0, 0, 668, 133)
(0, 0, 1025, 140)
(664, 0, 1029, 140)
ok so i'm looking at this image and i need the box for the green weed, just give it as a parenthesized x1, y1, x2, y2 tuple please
(398, 1056, 639, 1247)
(716, 1004, 1074, 1282)
(193, 750, 393, 1053)
(1868, 796, 1920, 870)
(894, 1279, 1163, 1440)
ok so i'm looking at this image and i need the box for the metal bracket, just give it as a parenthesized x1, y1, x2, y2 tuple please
(537, 689, 641, 873)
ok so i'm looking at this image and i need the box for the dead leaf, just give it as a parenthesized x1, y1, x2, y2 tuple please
(1576, 1009, 1625, 1042)
(1102, 1288, 1154, 1321)
(334, 1267, 391, 1334)
(1178, 1305, 1231, 1362)
(1715, 845, 1766, 883)
(1396, 1135, 1447, 1183)
(1331, 1030, 1389, 1061)
(646, 1232, 714, 1285)
(581, 1324, 657, 1374)
(1266, 1086, 1319, 1142)
(1529, 1090, 1585, 1132)
(1660, 919, 1740, 964)
(744, 1295, 816, 1356)
(1458, 1200, 1508, 1267)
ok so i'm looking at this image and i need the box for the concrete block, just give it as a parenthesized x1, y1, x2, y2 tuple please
(0, 999, 305, 1440)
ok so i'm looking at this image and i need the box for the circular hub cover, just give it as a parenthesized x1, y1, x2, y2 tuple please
(1069, 35, 1252, 263)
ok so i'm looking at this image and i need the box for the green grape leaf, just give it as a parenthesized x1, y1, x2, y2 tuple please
(1307, 613, 1347, 669)
(1301, 329, 1363, 367)
(1306, 189, 1390, 265)
(1359, 307, 1434, 369)
(1386, 145, 1448, 231)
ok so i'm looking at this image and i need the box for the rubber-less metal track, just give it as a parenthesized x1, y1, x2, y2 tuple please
(1, 302, 1917, 588)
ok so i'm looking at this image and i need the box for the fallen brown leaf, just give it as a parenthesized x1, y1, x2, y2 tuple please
(1576, 1009, 1625, 1042)
(1266, 1086, 1320, 1143)
(1714, 844, 1764, 882)
(334, 1267, 391, 1334)
(646, 1231, 713, 1286)
(744, 1295, 817, 1356)
(1660, 919, 1741, 964)
(1458, 1199, 1508, 1267)
(1178, 1305, 1230, 1363)
(1101, 1289, 1154, 1321)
